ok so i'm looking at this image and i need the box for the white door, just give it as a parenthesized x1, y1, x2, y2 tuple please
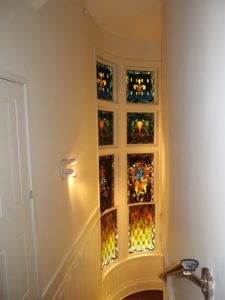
(0, 78, 36, 299)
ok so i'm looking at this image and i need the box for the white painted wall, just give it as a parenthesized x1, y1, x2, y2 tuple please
(162, 0, 225, 299)
(0, 0, 101, 297)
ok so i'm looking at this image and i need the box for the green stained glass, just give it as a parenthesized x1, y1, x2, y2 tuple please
(97, 61, 113, 101)
(127, 153, 154, 203)
(126, 70, 155, 103)
(129, 204, 155, 253)
(127, 112, 154, 144)
(101, 209, 118, 269)
(98, 110, 113, 146)
(99, 155, 114, 213)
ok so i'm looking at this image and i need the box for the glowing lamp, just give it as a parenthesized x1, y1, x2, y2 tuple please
(60, 158, 77, 180)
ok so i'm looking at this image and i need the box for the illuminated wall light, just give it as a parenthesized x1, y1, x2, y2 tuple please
(60, 158, 77, 180)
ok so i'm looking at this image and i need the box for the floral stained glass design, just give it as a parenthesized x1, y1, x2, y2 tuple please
(127, 113, 154, 144)
(101, 210, 118, 268)
(126, 70, 155, 103)
(97, 61, 113, 101)
(129, 204, 155, 253)
(99, 155, 114, 213)
(98, 110, 113, 146)
(127, 153, 154, 203)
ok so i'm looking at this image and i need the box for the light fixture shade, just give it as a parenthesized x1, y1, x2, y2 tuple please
(60, 158, 77, 179)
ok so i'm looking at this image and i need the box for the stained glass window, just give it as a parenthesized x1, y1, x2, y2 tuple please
(127, 153, 154, 203)
(97, 61, 113, 101)
(129, 204, 155, 253)
(99, 155, 114, 213)
(127, 113, 154, 144)
(126, 70, 155, 103)
(98, 110, 113, 146)
(101, 209, 118, 268)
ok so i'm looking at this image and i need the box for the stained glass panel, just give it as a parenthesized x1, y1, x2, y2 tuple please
(126, 70, 155, 103)
(127, 153, 154, 203)
(127, 113, 154, 144)
(101, 210, 118, 268)
(97, 61, 113, 101)
(99, 155, 114, 213)
(129, 204, 155, 253)
(98, 110, 113, 146)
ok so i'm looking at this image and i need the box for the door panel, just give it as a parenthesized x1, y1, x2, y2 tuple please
(0, 79, 36, 299)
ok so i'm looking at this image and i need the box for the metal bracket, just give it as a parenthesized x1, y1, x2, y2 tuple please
(201, 268, 214, 300)
(184, 267, 213, 299)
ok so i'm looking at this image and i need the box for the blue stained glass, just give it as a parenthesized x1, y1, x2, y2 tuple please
(126, 70, 155, 103)
(98, 110, 114, 146)
(97, 61, 113, 101)
(127, 113, 154, 144)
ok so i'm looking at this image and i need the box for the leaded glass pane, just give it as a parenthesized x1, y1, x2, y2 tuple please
(98, 110, 113, 146)
(101, 210, 118, 268)
(126, 70, 155, 103)
(97, 61, 113, 101)
(99, 155, 114, 213)
(129, 204, 155, 253)
(127, 153, 154, 203)
(127, 113, 154, 144)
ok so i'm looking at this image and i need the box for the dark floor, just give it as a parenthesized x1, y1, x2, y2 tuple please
(123, 290, 163, 300)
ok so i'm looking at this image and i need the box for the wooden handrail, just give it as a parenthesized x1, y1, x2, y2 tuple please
(160, 259, 214, 300)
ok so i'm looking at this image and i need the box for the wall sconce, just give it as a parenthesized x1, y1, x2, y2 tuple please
(60, 158, 77, 179)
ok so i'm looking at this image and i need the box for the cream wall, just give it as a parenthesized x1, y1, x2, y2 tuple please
(37, 0, 100, 292)
(162, 0, 225, 299)
(0, 0, 101, 297)
(0, 0, 163, 298)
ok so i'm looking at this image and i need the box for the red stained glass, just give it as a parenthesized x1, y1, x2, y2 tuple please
(99, 155, 114, 213)
(127, 153, 154, 203)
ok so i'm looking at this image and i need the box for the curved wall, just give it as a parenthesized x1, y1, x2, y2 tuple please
(94, 28, 164, 299)
(95, 25, 161, 61)
(101, 255, 164, 300)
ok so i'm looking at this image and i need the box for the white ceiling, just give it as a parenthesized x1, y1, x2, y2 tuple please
(27, 0, 162, 41)
(84, 0, 162, 41)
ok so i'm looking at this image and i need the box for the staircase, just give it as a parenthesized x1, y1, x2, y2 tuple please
(123, 290, 163, 300)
